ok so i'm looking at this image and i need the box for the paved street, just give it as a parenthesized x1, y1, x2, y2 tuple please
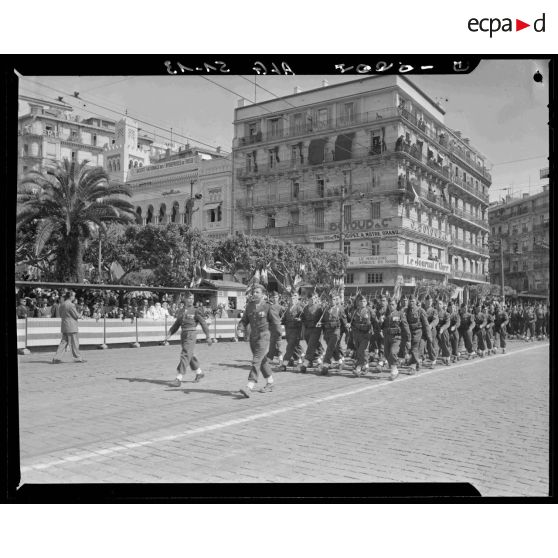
(17, 338, 549, 496)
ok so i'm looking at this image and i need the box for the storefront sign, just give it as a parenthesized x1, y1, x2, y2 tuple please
(329, 218, 393, 232)
(348, 255, 399, 267)
(403, 255, 450, 274)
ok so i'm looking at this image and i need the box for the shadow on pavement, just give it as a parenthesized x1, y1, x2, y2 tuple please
(167, 387, 246, 399)
(116, 377, 174, 386)
(217, 362, 252, 370)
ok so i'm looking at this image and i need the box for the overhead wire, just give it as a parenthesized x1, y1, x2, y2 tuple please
(19, 77, 229, 154)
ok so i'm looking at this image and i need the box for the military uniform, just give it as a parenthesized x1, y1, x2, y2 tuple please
(447, 305, 461, 360)
(168, 306, 211, 378)
(472, 309, 487, 354)
(524, 306, 536, 340)
(458, 306, 475, 356)
(404, 304, 430, 370)
(239, 299, 282, 384)
(484, 309, 495, 353)
(436, 307, 451, 362)
(374, 304, 388, 360)
(351, 305, 373, 371)
(267, 301, 285, 361)
(382, 308, 411, 369)
(301, 300, 325, 366)
(420, 303, 439, 362)
(535, 306, 546, 338)
(494, 307, 509, 350)
(281, 301, 304, 366)
(321, 304, 348, 372)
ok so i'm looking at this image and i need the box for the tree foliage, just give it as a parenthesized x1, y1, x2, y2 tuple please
(16, 159, 136, 282)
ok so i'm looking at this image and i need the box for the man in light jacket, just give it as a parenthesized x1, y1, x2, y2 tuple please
(52, 291, 86, 364)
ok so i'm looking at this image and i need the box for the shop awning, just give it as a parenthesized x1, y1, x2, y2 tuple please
(204, 202, 222, 211)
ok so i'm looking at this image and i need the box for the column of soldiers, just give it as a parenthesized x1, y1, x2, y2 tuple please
(230, 285, 548, 397)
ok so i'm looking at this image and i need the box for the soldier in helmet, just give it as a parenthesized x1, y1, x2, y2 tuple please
(420, 295, 439, 366)
(484, 303, 496, 355)
(493, 302, 509, 354)
(383, 298, 411, 381)
(446, 300, 461, 362)
(319, 293, 348, 376)
(266, 291, 285, 365)
(472, 303, 487, 357)
(299, 292, 325, 372)
(236, 284, 282, 398)
(435, 299, 452, 365)
(374, 295, 389, 366)
(404, 295, 430, 373)
(280, 291, 304, 370)
(350, 295, 373, 376)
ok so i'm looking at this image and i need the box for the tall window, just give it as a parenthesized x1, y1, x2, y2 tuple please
(246, 215, 253, 231)
(317, 176, 325, 197)
(267, 214, 276, 228)
(405, 240, 410, 255)
(292, 180, 300, 200)
(417, 242, 422, 258)
(268, 118, 280, 138)
(343, 241, 351, 256)
(314, 207, 325, 229)
(343, 102, 355, 123)
(315, 242, 324, 250)
(317, 108, 328, 129)
(371, 242, 380, 256)
(290, 210, 300, 225)
(343, 205, 352, 227)
(293, 113, 303, 133)
(345, 273, 354, 284)
(371, 202, 380, 219)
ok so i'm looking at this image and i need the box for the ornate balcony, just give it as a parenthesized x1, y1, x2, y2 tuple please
(250, 224, 308, 238)
(448, 206, 489, 230)
(450, 269, 489, 283)
(450, 238, 489, 256)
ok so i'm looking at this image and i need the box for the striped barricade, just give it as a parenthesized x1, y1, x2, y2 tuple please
(16, 319, 27, 351)
(136, 318, 170, 344)
(103, 319, 139, 345)
(213, 318, 240, 340)
(26, 318, 105, 347)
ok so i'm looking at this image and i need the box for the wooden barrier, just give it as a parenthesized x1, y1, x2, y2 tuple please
(19, 317, 255, 349)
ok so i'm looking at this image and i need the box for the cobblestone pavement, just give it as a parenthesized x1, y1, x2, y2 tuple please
(17, 338, 549, 495)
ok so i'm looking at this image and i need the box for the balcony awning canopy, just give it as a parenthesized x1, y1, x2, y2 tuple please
(204, 202, 222, 211)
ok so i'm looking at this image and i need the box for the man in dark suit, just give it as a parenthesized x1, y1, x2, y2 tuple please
(52, 291, 86, 363)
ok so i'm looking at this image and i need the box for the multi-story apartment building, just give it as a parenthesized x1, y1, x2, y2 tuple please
(17, 96, 116, 177)
(488, 184, 549, 299)
(232, 76, 491, 293)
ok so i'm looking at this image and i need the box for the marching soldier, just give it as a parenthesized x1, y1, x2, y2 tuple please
(472, 303, 487, 357)
(280, 291, 305, 370)
(237, 284, 282, 398)
(420, 295, 439, 366)
(374, 296, 389, 365)
(523, 304, 536, 341)
(383, 298, 411, 381)
(535, 303, 546, 340)
(351, 296, 373, 376)
(266, 291, 285, 365)
(484, 303, 496, 355)
(165, 291, 213, 387)
(299, 292, 324, 372)
(458, 303, 476, 359)
(493, 302, 509, 354)
(435, 299, 452, 365)
(319, 294, 348, 376)
(404, 295, 430, 373)
(446, 301, 461, 362)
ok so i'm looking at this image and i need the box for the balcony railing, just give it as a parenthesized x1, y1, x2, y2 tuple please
(448, 143, 492, 182)
(449, 174, 489, 204)
(250, 224, 308, 237)
(450, 269, 489, 282)
(450, 238, 489, 255)
(448, 206, 489, 229)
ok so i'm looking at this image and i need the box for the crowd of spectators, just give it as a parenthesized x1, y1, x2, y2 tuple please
(15, 287, 239, 321)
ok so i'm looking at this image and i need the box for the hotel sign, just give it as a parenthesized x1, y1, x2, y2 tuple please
(348, 254, 450, 274)
(312, 229, 399, 242)
(406, 220, 451, 242)
(329, 218, 392, 231)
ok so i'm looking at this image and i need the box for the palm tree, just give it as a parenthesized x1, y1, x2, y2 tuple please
(17, 159, 137, 282)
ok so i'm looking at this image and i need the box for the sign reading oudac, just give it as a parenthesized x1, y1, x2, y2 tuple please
(468, 13, 545, 37)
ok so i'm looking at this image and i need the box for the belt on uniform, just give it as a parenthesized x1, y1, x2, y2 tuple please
(410, 325, 421, 331)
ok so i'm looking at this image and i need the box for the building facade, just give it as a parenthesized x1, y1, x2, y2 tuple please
(232, 76, 491, 293)
(116, 118, 232, 238)
(488, 185, 549, 299)
(17, 96, 116, 177)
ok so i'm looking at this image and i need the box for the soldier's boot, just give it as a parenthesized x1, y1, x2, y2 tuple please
(320, 364, 331, 376)
(353, 365, 362, 377)
(389, 365, 399, 381)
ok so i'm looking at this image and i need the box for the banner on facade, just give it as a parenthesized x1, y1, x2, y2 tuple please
(403, 255, 451, 274)
(312, 229, 400, 242)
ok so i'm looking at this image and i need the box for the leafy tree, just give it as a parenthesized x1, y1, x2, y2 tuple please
(16, 159, 136, 282)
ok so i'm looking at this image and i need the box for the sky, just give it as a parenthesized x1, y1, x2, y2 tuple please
(18, 59, 549, 203)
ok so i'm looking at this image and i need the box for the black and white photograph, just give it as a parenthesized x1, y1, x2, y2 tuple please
(10, 57, 551, 498)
